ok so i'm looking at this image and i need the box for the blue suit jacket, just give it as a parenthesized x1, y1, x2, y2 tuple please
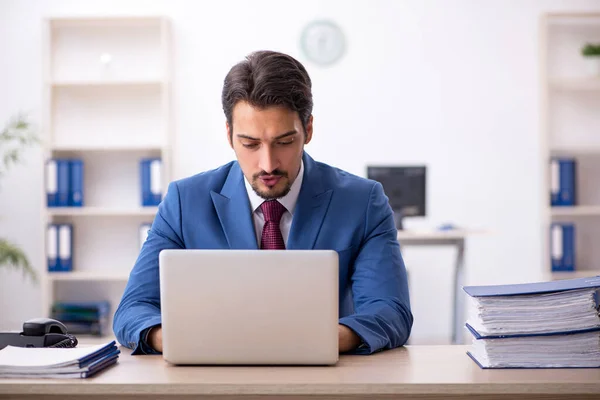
(113, 152, 413, 354)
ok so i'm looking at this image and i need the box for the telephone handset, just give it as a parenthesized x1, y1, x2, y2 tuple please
(0, 318, 78, 350)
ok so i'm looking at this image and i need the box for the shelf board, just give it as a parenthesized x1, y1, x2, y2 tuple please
(50, 79, 165, 88)
(51, 144, 164, 152)
(550, 146, 600, 156)
(48, 207, 158, 217)
(49, 15, 166, 28)
(549, 77, 600, 91)
(48, 271, 129, 282)
(550, 270, 600, 281)
(550, 206, 600, 217)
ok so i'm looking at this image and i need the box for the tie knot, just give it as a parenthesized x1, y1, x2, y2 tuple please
(260, 200, 286, 223)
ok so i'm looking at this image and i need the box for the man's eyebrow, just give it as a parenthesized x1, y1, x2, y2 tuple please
(236, 134, 259, 141)
(274, 130, 297, 140)
(236, 130, 298, 141)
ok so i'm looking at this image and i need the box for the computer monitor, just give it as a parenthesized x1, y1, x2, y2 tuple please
(366, 165, 426, 230)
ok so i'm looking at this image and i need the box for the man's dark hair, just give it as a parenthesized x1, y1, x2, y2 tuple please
(222, 50, 313, 140)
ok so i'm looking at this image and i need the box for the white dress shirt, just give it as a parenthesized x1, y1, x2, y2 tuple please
(244, 160, 304, 247)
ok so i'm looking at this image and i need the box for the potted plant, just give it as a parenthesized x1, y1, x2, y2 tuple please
(581, 43, 600, 77)
(0, 113, 39, 283)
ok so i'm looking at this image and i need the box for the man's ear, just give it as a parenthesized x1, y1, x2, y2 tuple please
(226, 122, 233, 149)
(304, 115, 313, 145)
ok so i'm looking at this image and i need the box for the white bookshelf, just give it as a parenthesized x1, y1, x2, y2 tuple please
(41, 16, 172, 341)
(540, 13, 600, 282)
(551, 205, 600, 217)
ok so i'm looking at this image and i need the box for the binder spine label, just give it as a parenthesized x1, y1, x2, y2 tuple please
(150, 160, 162, 196)
(47, 225, 58, 271)
(550, 160, 559, 195)
(551, 225, 563, 261)
(58, 225, 72, 271)
(46, 160, 58, 207)
(46, 160, 57, 194)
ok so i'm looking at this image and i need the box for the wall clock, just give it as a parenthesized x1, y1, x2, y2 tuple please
(300, 20, 346, 66)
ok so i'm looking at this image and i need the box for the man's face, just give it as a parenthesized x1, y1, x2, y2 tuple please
(227, 101, 313, 200)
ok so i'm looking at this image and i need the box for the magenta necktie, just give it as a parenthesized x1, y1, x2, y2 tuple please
(260, 200, 286, 250)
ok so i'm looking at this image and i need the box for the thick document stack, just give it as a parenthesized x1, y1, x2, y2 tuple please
(0, 341, 118, 378)
(463, 276, 600, 368)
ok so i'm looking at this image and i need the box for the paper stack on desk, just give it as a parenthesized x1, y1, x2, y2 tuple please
(0, 341, 119, 378)
(463, 276, 600, 368)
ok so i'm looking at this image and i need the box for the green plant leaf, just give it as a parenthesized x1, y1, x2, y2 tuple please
(582, 43, 600, 56)
(0, 239, 37, 283)
(0, 113, 39, 181)
(0, 113, 40, 284)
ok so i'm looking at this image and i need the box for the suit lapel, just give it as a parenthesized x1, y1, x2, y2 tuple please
(210, 163, 258, 249)
(287, 153, 333, 250)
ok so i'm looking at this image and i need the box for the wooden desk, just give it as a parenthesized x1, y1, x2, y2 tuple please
(1, 345, 599, 400)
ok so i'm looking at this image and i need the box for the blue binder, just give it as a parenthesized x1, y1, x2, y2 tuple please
(46, 160, 58, 207)
(57, 224, 73, 272)
(140, 158, 162, 206)
(465, 323, 600, 340)
(69, 159, 84, 207)
(550, 223, 575, 272)
(46, 224, 59, 272)
(463, 275, 600, 298)
(56, 159, 70, 207)
(550, 158, 576, 206)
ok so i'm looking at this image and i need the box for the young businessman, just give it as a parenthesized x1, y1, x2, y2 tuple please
(113, 50, 413, 355)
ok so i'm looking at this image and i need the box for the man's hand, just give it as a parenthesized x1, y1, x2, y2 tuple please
(148, 326, 163, 353)
(338, 324, 361, 353)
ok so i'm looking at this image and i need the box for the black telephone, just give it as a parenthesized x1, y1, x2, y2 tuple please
(0, 318, 78, 350)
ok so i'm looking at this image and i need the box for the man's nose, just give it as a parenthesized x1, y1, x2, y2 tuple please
(258, 148, 280, 174)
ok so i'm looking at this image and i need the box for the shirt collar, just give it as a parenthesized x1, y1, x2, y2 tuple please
(244, 159, 304, 215)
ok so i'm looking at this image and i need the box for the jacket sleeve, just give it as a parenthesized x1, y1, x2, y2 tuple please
(338, 181, 413, 354)
(113, 182, 185, 354)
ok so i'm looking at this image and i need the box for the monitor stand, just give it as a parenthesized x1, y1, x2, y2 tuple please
(393, 211, 404, 231)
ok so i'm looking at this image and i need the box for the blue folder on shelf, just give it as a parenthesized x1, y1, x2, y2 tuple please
(550, 222, 575, 272)
(69, 159, 84, 207)
(550, 157, 576, 206)
(56, 159, 70, 207)
(46, 158, 85, 208)
(140, 158, 162, 206)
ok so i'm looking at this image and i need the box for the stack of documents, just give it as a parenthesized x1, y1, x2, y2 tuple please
(463, 276, 600, 368)
(0, 341, 119, 378)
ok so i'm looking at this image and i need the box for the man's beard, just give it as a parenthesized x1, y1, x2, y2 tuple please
(251, 169, 291, 200)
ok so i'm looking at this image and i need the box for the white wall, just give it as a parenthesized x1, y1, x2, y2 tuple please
(1, 0, 598, 344)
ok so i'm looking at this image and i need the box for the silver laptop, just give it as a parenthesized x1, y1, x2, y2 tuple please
(159, 249, 339, 365)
